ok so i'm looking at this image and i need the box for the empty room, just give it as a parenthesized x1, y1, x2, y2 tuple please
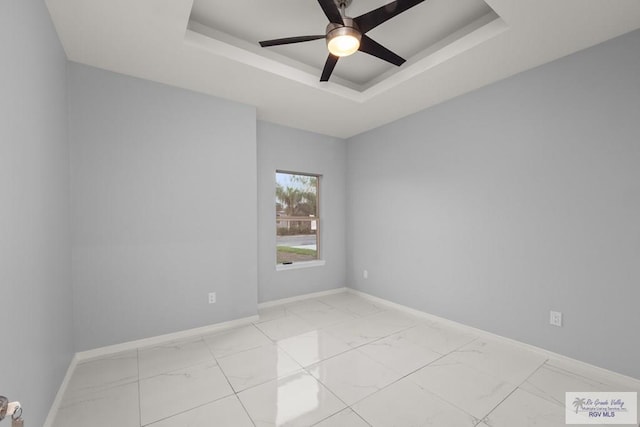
(2, 0, 640, 426)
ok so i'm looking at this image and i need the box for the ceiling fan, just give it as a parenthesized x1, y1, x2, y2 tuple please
(259, 0, 425, 82)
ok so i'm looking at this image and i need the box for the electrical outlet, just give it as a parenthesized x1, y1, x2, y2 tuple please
(363, 270, 368, 279)
(550, 310, 562, 327)
(208, 292, 216, 304)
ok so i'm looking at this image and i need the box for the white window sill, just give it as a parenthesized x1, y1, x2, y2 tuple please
(276, 260, 326, 271)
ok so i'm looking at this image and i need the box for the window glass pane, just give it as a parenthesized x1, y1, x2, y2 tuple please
(276, 220, 318, 263)
(276, 171, 319, 265)
(276, 173, 317, 217)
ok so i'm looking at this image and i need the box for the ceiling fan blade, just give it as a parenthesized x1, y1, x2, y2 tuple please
(358, 35, 405, 66)
(354, 0, 425, 34)
(320, 54, 339, 82)
(259, 35, 326, 47)
(318, 0, 344, 25)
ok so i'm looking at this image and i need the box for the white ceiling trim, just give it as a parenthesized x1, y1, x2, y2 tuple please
(187, 12, 508, 103)
(45, 0, 640, 138)
(361, 12, 508, 102)
(185, 22, 362, 99)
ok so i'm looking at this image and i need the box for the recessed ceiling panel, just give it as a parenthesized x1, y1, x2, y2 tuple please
(190, 0, 495, 85)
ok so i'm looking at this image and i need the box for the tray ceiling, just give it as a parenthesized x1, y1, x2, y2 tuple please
(45, 0, 640, 138)
(190, 0, 496, 86)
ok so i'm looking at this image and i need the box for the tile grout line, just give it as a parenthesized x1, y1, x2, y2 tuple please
(137, 337, 193, 374)
(138, 336, 244, 426)
(474, 358, 549, 425)
(202, 332, 257, 427)
(518, 358, 550, 388)
(204, 326, 274, 361)
(310, 406, 372, 427)
(138, 393, 244, 427)
(349, 408, 374, 427)
(299, 364, 360, 426)
(477, 385, 520, 425)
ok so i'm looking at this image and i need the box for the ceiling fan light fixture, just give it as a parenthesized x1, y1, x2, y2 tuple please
(259, 0, 424, 81)
(326, 23, 361, 57)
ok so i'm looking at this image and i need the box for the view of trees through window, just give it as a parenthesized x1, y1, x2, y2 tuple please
(276, 171, 319, 264)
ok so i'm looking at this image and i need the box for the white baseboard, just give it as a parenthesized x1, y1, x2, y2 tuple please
(43, 354, 79, 427)
(347, 288, 640, 389)
(77, 315, 259, 362)
(44, 314, 259, 425)
(258, 287, 347, 309)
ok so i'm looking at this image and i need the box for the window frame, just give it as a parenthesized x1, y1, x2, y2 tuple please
(275, 170, 324, 270)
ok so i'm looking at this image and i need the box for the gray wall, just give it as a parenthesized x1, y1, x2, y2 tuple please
(257, 121, 347, 302)
(0, 0, 74, 424)
(347, 29, 640, 379)
(69, 64, 258, 351)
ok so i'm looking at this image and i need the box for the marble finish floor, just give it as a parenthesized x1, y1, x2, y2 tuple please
(52, 291, 639, 427)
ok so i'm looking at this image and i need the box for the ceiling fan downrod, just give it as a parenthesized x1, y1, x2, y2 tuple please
(336, 0, 351, 18)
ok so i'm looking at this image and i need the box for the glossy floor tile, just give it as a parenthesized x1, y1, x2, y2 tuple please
(313, 408, 369, 427)
(54, 382, 140, 427)
(289, 303, 357, 329)
(520, 360, 640, 414)
(318, 293, 385, 317)
(139, 361, 233, 425)
(353, 377, 478, 427)
(400, 322, 477, 355)
(256, 304, 291, 323)
(203, 324, 272, 358)
(63, 350, 138, 403)
(358, 332, 442, 376)
(52, 291, 640, 427)
(255, 313, 317, 341)
(448, 337, 547, 385)
(238, 371, 345, 426)
(277, 329, 352, 367)
(138, 337, 214, 379)
(147, 395, 253, 427)
(322, 309, 418, 348)
(409, 355, 517, 419)
(548, 358, 640, 397)
(520, 363, 607, 407)
(482, 388, 568, 427)
(217, 343, 302, 392)
(308, 349, 402, 405)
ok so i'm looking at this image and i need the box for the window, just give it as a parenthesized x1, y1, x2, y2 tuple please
(276, 171, 320, 266)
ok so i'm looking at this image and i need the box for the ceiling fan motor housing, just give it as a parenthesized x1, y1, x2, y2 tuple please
(326, 18, 362, 53)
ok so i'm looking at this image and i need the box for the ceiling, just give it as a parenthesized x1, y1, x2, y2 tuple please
(46, 0, 640, 138)
(190, 0, 496, 86)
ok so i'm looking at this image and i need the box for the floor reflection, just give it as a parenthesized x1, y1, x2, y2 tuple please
(275, 373, 320, 425)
